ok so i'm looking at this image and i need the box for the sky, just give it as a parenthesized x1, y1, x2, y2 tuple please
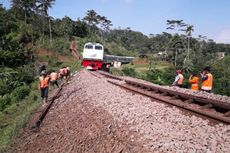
(1, 0, 230, 43)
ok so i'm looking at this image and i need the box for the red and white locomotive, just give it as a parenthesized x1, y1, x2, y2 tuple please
(82, 42, 135, 70)
(82, 42, 104, 70)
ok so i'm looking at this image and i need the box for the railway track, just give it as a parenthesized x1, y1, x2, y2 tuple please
(31, 77, 72, 131)
(96, 71, 230, 124)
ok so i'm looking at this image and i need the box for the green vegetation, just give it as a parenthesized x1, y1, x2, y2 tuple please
(0, 82, 41, 151)
(0, 2, 81, 151)
(0, 1, 230, 151)
(114, 55, 230, 93)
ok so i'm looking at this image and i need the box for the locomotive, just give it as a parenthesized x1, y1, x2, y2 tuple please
(82, 42, 104, 70)
(82, 42, 135, 70)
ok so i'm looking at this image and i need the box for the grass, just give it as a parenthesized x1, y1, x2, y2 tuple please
(121, 58, 172, 74)
(0, 44, 82, 152)
(110, 58, 174, 86)
(0, 89, 41, 152)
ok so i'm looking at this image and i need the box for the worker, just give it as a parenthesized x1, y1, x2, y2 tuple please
(106, 64, 110, 72)
(66, 67, 70, 78)
(38, 71, 50, 104)
(50, 70, 59, 88)
(59, 66, 66, 79)
(201, 67, 213, 93)
(189, 72, 199, 91)
(172, 69, 184, 87)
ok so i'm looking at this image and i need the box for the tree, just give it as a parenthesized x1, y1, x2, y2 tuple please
(11, 0, 36, 23)
(52, 16, 74, 39)
(99, 16, 112, 31)
(166, 20, 186, 32)
(184, 24, 194, 60)
(83, 9, 100, 34)
(37, 0, 55, 43)
(72, 19, 89, 38)
(83, 9, 99, 26)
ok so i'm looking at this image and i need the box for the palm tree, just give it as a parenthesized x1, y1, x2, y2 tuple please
(185, 25, 194, 60)
(37, 0, 55, 43)
(11, 0, 36, 23)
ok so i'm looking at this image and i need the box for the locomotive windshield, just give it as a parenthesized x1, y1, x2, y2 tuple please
(85, 45, 93, 49)
(95, 45, 102, 50)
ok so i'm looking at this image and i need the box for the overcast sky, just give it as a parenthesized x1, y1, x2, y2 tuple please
(2, 0, 230, 43)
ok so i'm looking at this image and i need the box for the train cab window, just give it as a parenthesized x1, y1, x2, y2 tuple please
(95, 45, 102, 50)
(85, 45, 93, 49)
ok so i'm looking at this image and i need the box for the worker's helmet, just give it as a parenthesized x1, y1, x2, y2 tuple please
(176, 69, 182, 73)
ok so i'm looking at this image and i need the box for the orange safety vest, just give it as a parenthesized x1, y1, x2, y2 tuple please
(39, 76, 49, 88)
(201, 73, 213, 91)
(177, 74, 184, 85)
(189, 76, 199, 91)
(50, 72, 58, 81)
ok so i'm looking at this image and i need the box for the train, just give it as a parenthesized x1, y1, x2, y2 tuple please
(82, 42, 134, 70)
(82, 42, 104, 70)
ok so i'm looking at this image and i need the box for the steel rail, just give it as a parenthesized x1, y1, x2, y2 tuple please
(108, 80, 230, 124)
(97, 71, 123, 81)
(124, 79, 230, 110)
(98, 71, 230, 110)
(31, 77, 72, 131)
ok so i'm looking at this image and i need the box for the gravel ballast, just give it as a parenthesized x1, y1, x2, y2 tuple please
(14, 70, 230, 152)
(122, 76, 230, 104)
(80, 70, 230, 152)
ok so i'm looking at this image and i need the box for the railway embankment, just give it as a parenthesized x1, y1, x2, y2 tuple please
(14, 69, 230, 152)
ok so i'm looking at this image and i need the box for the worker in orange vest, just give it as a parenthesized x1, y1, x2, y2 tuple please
(38, 71, 50, 104)
(50, 70, 59, 88)
(201, 67, 213, 93)
(172, 69, 184, 87)
(189, 72, 199, 91)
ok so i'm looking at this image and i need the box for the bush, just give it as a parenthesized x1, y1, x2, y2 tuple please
(161, 67, 177, 85)
(110, 68, 124, 76)
(0, 95, 11, 111)
(122, 67, 137, 77)
(12, 86, 30, 101)
(145, 69, 164, 85)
